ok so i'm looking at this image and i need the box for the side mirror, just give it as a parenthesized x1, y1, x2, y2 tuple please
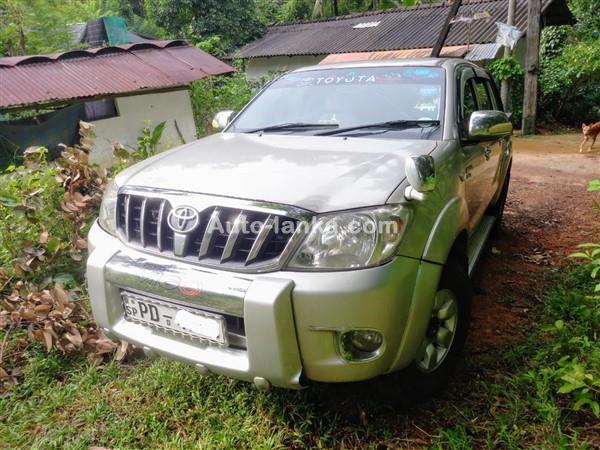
(404, 155, 435, 201)
(468, 110, 513, 140)
(211, 110, 235, 130)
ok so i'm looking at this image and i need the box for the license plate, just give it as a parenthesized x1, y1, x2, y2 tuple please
(121, 291, 227, 345)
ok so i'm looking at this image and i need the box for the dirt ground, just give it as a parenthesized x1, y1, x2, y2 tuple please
(469, 134, 600, 354)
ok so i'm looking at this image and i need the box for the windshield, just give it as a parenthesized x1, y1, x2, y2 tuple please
(228, 66, 445, 139)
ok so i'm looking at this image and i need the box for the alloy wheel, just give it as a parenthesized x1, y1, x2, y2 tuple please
(416, 289, 459, 373)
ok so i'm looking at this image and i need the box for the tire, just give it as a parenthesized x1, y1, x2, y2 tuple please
(386, 251, 473, 406)
(488, 166, 511, 236)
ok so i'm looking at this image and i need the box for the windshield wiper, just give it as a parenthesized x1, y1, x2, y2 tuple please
(315, 120, 440, 136)
(246, 122, 339, 133)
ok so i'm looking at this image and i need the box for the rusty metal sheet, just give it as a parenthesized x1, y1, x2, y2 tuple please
(0, 40, 234, 110)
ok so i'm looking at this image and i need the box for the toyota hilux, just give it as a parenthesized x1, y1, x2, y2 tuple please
(87, 58, 513, 398)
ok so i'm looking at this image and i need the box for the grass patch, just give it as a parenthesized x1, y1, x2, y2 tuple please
(1, 264, 598, 449)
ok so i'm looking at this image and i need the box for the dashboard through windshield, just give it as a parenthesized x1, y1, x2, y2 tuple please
(228, 66, 445, 139)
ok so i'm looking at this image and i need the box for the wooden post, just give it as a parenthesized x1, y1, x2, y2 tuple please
(522, 0, 541, 135)
(430, 0, 462, 58)
(500, 0, 516, 112)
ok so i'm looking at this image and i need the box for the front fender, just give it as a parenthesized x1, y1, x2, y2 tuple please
(421, 196, 469, 264)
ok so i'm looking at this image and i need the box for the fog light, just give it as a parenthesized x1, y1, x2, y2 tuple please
(340, 330, 384, 361)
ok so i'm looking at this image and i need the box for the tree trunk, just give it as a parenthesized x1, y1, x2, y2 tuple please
(332, 0, 339, 16)
(312, 0, 324, 18)
(522, 0, 542, 135)
(372, 0, 380, 9)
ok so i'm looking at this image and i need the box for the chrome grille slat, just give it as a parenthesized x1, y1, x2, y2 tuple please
(156, 199, 166, 252)
(116, 192, 303, 273)
(221, 211, 246, 262)
(139, 198, 148, 247)
(246, 215, 274, 265)
(199, 207, 222, 258)
(124, 194, 131, 242)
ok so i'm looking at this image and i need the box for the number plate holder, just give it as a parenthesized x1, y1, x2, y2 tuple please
(121, 291, 228, 345)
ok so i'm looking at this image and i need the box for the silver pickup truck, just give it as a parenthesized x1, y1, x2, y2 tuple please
(87, 58, 512, 398)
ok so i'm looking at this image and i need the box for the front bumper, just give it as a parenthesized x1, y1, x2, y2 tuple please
(87, 222, 442, 389)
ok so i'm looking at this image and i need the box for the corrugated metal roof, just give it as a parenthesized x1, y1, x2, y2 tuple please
(238, 0, 573, 59)
(0, 40, 235, 110)
(465, 42, 503, 60)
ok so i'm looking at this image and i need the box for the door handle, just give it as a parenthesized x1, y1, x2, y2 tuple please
(483, 145, 492, 160)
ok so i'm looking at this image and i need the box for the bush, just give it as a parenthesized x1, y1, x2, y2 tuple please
(190, 65, 265, 137)
(488, 55, 525, 125)
(539, 33, 600, 125)
(528, 180, 600, 417)
(0, 123, 129, 388)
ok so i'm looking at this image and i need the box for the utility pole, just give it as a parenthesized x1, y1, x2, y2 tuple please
(333, 0, 339, 16)
(522, 0, 541, 135)
(431, 0, 462, 57)
(500, 0, 516, 112)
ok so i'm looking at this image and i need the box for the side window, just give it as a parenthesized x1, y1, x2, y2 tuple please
(461, 79, 477, 133)
(473, 79, 493, 110)
(486, 79, 503, 111)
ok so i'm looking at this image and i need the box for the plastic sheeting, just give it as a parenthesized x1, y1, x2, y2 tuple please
(0, 104, 83, 167)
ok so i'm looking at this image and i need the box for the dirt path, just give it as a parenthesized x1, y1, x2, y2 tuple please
(469, 134, 600, 354)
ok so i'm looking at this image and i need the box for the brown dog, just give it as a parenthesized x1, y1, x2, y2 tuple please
(580, 121, 600, 152)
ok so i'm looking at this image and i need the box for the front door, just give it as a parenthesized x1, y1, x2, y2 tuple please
(458, 71, 489, 232)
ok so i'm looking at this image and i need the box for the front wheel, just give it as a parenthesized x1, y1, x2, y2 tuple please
(391, 252, 472, 404)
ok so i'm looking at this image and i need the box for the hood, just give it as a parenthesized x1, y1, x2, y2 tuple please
(118, 133, 437, 213)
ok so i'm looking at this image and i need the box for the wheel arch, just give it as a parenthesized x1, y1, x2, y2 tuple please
(389, 216, 469, 372)
(421, 196, 469, 265)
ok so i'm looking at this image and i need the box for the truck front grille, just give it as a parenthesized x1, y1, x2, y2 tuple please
(116, 193, 300, 271)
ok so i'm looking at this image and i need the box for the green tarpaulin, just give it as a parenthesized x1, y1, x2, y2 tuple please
(103, 16, 129, 46)
(0, 104, 83, 168)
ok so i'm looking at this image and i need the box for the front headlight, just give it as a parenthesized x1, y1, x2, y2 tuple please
(287, 205, 411, 270)
(98, 180, 119, 236)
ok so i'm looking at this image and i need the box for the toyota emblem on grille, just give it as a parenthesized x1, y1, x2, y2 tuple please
(167, 206, 200, 234)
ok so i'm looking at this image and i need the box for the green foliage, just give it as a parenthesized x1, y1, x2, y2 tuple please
(136, 120, 166, 158)
(486, 56, 524, 124)
(146, 0, 265, 52)
(190, 68, 264, 136)
(532, 182, 600, 418)
(0, 149, 66, 278)
(537, 0, 600, 125)
(276, 0, 313, 21)
(532, 265, 600, 417)
(261, 0, 406, 22)
(0, 0, 121, 56)
(196, 35, 228, 57)
(588, 179, 600, 192)
(570, 243, 600, 297)
(488, 55, 523, 82)
(539, 34, 600, 124)
(113, 120, 166, 173)
(0, 138, 106, 285)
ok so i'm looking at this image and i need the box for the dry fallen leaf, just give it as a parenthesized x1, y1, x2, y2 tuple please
(115, 340, 129, 361)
